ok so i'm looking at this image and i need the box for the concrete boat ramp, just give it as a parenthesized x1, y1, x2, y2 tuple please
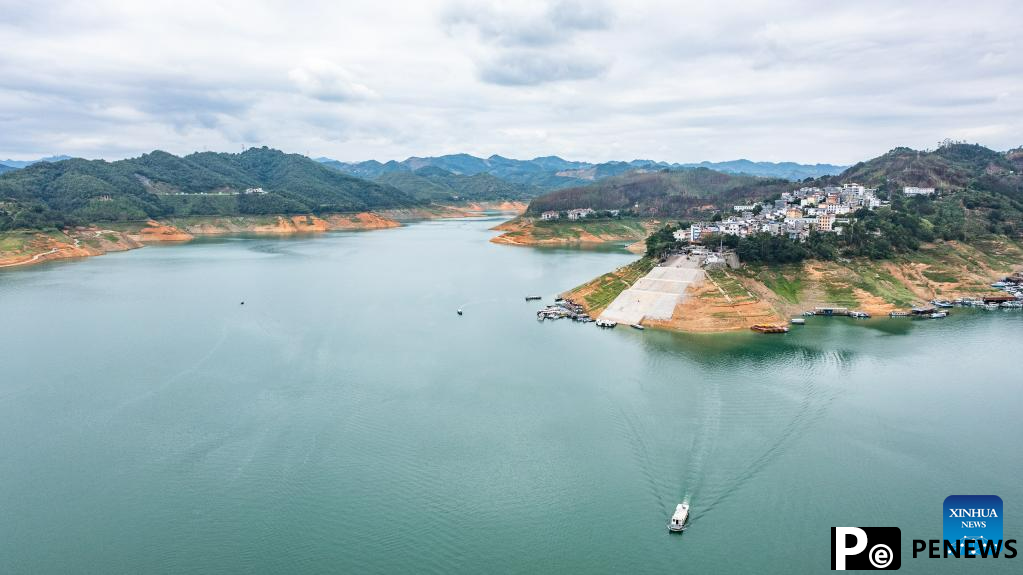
(598, 255, 706, 326)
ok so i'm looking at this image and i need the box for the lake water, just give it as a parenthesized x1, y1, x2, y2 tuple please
(1, 216, 1021, 574)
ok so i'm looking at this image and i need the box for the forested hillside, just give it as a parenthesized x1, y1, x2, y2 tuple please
(376, 166, 541, 202)
(525, 168, 792, 217)
(0, 147, 420, 230)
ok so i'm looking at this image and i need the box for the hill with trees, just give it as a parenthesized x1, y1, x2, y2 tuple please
(524, 168, 793, 217)
(0, 148, 420, 231)
(376, 166, 541, 202)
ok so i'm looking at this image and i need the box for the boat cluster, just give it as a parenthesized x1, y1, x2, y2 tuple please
(536, 298, 594, 323)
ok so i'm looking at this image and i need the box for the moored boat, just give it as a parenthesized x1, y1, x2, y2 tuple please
(751, 324, 789, 333)
(525, 296, 542, 301)
(790, 318, 805, 325)
(889, 311, 910, 317)
(668, 503, 689, 532)
(848, 310, 870, 318)
(630, 323, 645, 330)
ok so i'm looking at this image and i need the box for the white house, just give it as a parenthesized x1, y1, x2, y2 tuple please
(566, 208, 594, 220)
(540, 211, 560, 220)
(904, 186, 936, 196)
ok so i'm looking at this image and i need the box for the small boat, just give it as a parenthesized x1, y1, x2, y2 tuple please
(668, 503, 689, 533)
(525, 296, 542, 301)
(931, 300, 953, 308)
(889, 311, 910, 317)
(457, 309, 463, 316)
(630, 323, 645, 330)
(848, 311, 870, 318)
(595, 319, 617, 328)
(790, 318, 805, 325)
(802, 311, 815, 316)
(929, 311, 947, 319)
(751, 324, 789, 333)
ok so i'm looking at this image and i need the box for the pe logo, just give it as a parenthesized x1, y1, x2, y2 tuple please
(944, 495, 1002, 556)
(831, 527, 901, 570)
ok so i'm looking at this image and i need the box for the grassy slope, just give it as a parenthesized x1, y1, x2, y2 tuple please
(561, 257, 656, 315)
(491, 217, 656, 245)
(741, 239, 1023, 316)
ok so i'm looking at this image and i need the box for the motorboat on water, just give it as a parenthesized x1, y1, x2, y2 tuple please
(790, 317, 806, 325)
(668, 503, 689, 532)
(457, 309, 463, 316)
(630, 323, 645, 330)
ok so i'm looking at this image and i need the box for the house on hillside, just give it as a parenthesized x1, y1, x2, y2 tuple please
(904, 186, 936, 196)
(566, 208, 594, 220)
(540, 211, 560, 221)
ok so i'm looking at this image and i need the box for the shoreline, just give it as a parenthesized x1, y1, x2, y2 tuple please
(561, 239, 1023, 334)
(490, 216, 657, 252)
(0, 201, 526, 270)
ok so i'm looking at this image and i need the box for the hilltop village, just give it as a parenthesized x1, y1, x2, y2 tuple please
(678, 183, 933, 243)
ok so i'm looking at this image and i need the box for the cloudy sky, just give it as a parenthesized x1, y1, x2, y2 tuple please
(1, 0, 1020, 164)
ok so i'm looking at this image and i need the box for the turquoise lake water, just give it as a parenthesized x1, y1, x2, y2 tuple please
(1, 216, 1021, 573)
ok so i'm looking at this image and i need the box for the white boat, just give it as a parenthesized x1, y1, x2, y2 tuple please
(668, 503, 689, 532)
(630, 323, 645, 331)
(790, 318, 806, 325)
(929, 312, 947, 318)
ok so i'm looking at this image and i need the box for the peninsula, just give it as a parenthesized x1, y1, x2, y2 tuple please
(539, 143, 1023, 332)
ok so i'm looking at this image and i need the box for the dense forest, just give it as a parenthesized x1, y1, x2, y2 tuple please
(0, 148, 421, 230)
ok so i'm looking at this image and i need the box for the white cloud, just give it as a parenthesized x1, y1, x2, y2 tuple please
(0, 0, 1019, 164)
(288, 60, 377, 102)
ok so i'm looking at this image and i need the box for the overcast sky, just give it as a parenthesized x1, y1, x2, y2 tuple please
(1, 0, 1020, 164)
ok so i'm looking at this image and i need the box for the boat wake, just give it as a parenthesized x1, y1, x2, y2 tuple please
(689, 358, 841, 525)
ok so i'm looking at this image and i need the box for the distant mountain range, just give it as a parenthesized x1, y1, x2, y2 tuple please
(376, 166, 540, 203)
(317, 154, 847, 187)
(0, 155, 73, 169)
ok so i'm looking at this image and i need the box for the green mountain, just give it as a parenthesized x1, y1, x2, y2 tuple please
(376, 166, 542, 202)
(0, 147, 419, 231)
(835, 143, 1018, 190)
(832, 143, 1023, 237)
(525, 168, 792, 217)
